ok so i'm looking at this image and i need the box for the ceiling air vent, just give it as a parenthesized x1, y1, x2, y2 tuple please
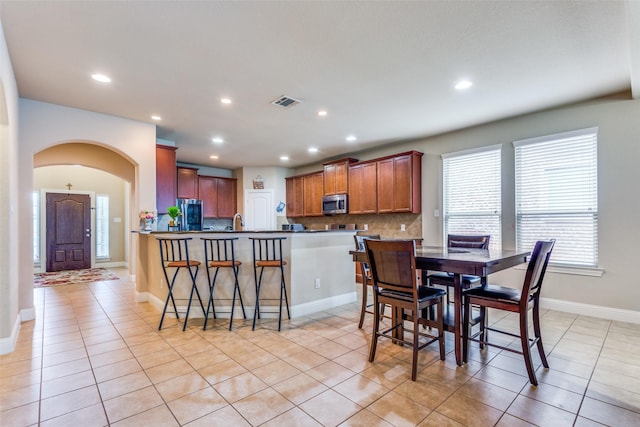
(271, 95, 301, 108)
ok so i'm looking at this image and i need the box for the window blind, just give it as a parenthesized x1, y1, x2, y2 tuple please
(443, 145, 502, 251)
(96, 195, 110, 259)
(514, 127, 598, 267)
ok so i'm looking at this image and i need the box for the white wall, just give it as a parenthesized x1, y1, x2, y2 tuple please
(0, 19, 20, 352)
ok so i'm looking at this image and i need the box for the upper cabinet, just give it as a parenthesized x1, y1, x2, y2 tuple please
(285, 150, 422, 217)
(177, 166, 198, 199)
(156, 145, 177, 214)
(323, 158, 357, 195)
(198, 175, 237, 218)
(285, 176, 304, 217)
(376, 151, 422, 214)
(303, 172, 324, 216)
(348, 161, 377, 214)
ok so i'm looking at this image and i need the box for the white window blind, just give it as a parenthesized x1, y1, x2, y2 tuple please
(96, 195, 110, 259)
(514, 127, 598, 267)
(32, 192, 40, 264)
(443, 145, 502, 251)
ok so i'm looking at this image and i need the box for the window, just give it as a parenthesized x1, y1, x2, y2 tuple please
(443, 145, 502, 251)
(96, 195, 110, 259)
(514, 127, 598, 267)
(33, 191, 40, 264)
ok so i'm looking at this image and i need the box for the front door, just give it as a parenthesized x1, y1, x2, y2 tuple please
(46, 193, 91, 272)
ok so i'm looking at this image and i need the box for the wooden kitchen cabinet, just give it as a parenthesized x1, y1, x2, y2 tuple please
(324, 158, 356, 195)
(177, 166, 198, 199)
(376, 151, 422, 214)
(286, 176, 304, 217)
(156, 145, 177, 214)
(303, 172, 324, 216)
(216, 177, 237, 218)
(348, 161, 377, 214)
(198, 175, 237, 218)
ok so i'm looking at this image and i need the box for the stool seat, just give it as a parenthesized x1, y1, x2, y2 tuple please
(166, 260, 201, 268)
(157, 237, 205, 331)
(202, 237, 246, 331)
(256, 260, 287, 268)
(208, 260, 241, 268)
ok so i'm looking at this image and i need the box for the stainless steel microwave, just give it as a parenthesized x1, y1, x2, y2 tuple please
(322, 194, 348, 215)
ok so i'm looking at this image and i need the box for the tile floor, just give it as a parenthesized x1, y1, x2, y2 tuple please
(1, 268, 639, 426)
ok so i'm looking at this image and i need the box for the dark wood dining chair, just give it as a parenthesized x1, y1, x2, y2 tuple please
(462, 239, 555, 386)
(365, 239, 446, 381)
(424, 234, 490, 338)
(354, 234, 381, 328)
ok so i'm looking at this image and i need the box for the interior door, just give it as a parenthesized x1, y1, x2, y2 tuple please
(46, 193, 91, 272)
(245, 189, 274, 231)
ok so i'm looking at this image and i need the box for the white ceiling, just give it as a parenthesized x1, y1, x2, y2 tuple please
(1, 1, 638, 169)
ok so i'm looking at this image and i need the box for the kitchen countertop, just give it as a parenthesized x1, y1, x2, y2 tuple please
(133, 229, 356, 234)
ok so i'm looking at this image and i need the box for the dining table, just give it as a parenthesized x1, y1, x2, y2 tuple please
(350, 244, 531, 366)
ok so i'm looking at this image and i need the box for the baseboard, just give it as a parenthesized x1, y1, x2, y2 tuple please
(145, 291, 358, 320)
(0, 315, 21, 355)
(20, 307, 36, 322)
(96, 261, 127, 268)
(135, 291, 148, 303)
(541, 298, 640, 324)
(290, 292, 357, 318)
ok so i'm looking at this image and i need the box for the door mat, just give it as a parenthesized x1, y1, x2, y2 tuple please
(34, 268, 120, 287)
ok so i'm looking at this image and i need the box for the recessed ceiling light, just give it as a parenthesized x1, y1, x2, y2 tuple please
(280, 156, 289, 161)
(346, 135, 357, 142)
(210, 155, 219, 159)
(151, 115, 161, 121)
(317, 110, 327, 117)
(308, 147, 319, 154)
(211, 137, 224, 144)
(454, 79, 473, 90)
(220, 97, 232, 105)
(91, 73, 111, 83)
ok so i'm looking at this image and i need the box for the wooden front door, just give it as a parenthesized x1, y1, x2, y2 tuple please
(46, 193, 91, 272)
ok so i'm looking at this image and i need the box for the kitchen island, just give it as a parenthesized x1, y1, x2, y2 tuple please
(135, 230, 358, 322)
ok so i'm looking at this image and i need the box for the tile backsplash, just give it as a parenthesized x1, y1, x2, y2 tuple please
(291, 213, 422, 240)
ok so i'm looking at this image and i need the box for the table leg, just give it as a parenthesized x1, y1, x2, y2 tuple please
(453, 273, 463, 366)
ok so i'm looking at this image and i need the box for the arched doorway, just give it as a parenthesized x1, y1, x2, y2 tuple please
(34, 142, 138, 277)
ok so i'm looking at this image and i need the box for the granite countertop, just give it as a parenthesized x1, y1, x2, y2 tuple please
(133, 229, 358, 234)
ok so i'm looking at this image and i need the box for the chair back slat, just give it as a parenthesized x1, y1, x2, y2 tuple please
(365, 239, 417, 296)
(250, 237, 285, 262)
(354, 234, 381, 279)
(521, 239, 555, 303)
(157, 238, 192, 263)
(202, 237, 238, 263)
(447, 234, 490, 249)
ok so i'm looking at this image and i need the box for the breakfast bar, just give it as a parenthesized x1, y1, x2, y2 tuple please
(135, 230, 358, 323)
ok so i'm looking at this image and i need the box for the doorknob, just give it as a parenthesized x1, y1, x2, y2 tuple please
(86, 228, 91, 237)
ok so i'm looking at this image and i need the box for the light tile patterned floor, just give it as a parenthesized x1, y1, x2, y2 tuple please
(1, 268, 639, 426)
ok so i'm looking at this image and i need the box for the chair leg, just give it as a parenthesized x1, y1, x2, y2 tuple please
(437, 300, 445, 360)
(252, 267, 263, 331)
(479, 306, 486, 350)
(358, 281, 368, 329)
(532, 300, 549, 368)
(235, 266, 247, 320)
(368, 296, 380, 363)
(520, 310, 538, 386)
(462, 296, 470, 364)
(411, 309, 419, 381)
(159, 269, 179, 330)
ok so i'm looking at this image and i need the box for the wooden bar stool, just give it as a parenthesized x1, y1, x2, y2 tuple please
(201, 237, 246, 331)
(157, 237, 205, 331)
(250, 237, 290, 331)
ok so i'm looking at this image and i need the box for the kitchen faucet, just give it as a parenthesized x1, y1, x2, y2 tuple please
(232, 213, 245, 231)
